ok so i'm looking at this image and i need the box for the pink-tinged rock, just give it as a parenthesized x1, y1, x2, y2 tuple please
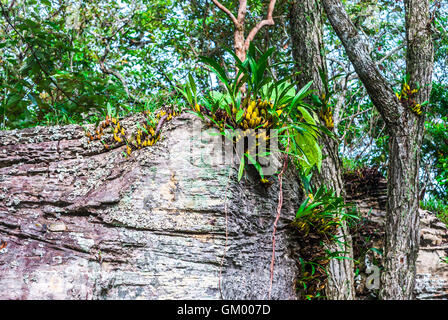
(0, 114, 301, 300)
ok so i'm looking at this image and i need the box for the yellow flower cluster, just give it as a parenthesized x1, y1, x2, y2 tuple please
(237, 99, 276, 130)
(233, 128, 269, 156)
(86, 109, 179, 157)
(292, 211, 339, 237)
(195, 98, 282, 131)
(318, 108, 334, 129)
(193, 98, 286, 185)
(125, 109, 179, 156)
(396, 82, 422, 116)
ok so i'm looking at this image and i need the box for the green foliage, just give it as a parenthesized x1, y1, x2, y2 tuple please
(180, 0, 292, 86)
(177, 73, 198, 108)
(0, 0, 184, 130)
(293, 173, 359, 300)
(293, 177, 358, 238)
(421, 83, 448, 202)
(342, 157, 368, 172)
(296, 257, 326, 300)
(421, 82, 447, 220)
(420, 197, 448, 226)
(180, 44, 324, 180)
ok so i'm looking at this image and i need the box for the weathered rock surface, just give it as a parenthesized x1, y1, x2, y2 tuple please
(2, 113, 446, 300)
(415, 210, 448, 299)
(0, 113, 302, 300)
(347, 177, 448, 299)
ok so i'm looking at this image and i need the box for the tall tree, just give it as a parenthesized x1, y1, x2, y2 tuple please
(290, 0, 355, 299)
(322, 0, 434, 299)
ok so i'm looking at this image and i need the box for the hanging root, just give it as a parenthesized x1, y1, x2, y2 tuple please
(268, 150, 289, 299)
(218, 167, 232, 299)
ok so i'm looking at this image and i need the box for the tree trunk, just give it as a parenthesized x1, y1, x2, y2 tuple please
(290, 0, 355, 300)
(321, 0, 434, 299)
(380, 0, 434, 299)
(234, 26, 246, 62)
(290, 0, 327, 95)
(234, 26, 247, 94)
(381, 129, 422, 299)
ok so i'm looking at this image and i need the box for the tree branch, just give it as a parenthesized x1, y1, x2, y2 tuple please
(378, 44, 405, 65)
(404, 0, 434, 105)
(244, 0, 277, 50)
(98, 45, 131, 98)
(90, 10, 138, 101)
(211, 0, 239, 27)
(322, 0, 402, 128)
(237, 0, 247, 24)
(0, 2, 81, 108)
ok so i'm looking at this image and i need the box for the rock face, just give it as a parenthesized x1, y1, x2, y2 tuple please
(2, 113, 447, 300)
(346, 174, 448, 299)
(0, 113, 302, 300)
(415, 210, 448, 299)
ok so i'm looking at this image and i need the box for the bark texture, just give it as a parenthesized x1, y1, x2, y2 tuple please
(290, 0, 355, 299)
(380, 0, 434, 300)
(322, 0, 434, 299)
(0, 113, 303, 299)
(290, 0, 327, 95)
